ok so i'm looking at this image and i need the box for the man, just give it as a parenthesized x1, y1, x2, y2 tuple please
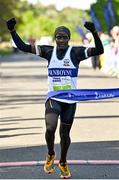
(6, 18, 104, 179)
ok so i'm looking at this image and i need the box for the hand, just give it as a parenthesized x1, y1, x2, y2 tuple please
(84, 21, 96, 33)
(6, 18, 16, 31)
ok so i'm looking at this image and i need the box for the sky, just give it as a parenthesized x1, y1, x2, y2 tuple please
(27, 0, 97, 10)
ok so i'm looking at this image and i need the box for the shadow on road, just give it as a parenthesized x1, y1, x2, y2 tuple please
(0, 141, 119, 179)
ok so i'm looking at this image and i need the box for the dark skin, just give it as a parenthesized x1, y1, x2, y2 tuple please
(30, 32, 70, 53)
(6, 18, 104, 168)
(31, 31, 96, 57)
(6, 18, 104, 58)
(55, 32, 69, 49)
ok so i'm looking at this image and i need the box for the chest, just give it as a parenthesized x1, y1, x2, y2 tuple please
(49, 46, 75, 68)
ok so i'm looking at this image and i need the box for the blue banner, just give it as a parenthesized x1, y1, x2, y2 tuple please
(48, 88, 119, 102)
(103, 0, 116, 32)
(76, 25, 86, 40)
(106, 0, 116, 26)
(90, 8, 102, 32)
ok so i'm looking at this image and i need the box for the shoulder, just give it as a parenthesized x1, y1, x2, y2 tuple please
(37, 45, 53, 51)
(71, 45, 87, 54)
(70, 45, 89, 63)
(36, 45, 54, 56)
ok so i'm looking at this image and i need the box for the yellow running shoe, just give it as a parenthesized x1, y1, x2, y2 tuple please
(58, 162, 71, 179)
(44, 154, 55, 174)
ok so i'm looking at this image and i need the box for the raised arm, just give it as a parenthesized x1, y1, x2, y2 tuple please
(6, 18, 36, 54)
(84, 22, 104, 56)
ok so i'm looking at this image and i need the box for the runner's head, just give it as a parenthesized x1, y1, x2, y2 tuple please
(54, 26, 71, 39)
(54, 26, 70, 49)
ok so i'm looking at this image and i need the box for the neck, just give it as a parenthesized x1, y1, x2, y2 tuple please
(57, 45, 69, 50)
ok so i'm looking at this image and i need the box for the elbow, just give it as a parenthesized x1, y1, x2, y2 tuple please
(17, 44, 31, 53)
(97, 46, 104, 55)
(16, 45, 24, 52)
(100, 46, 104, 54)
(99, 47, 104, 55)
(88, 46, 104, 56)
(100, 43, 104, 54)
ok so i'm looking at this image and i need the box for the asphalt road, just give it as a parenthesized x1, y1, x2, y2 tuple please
(0, 53, 119, 179)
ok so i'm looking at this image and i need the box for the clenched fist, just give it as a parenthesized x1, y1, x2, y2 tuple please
(6, 18, 16, 31)
(84, 21, 96, 33)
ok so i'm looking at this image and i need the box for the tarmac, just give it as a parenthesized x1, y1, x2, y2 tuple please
(0, 53, 119, 179)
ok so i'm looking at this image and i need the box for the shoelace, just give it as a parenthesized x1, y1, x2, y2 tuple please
(61, 163, 68, 172)
(46, 156, 53, 165)
(63, 166, 68, 172)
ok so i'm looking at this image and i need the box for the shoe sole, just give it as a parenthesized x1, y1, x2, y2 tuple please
(60, 175, 71, 179)
(58, 164, 71, 179)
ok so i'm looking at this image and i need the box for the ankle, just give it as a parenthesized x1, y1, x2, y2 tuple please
(48, 152, 55, 156)
(59, 160, 67, 164)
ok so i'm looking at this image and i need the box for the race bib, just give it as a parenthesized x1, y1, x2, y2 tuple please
(52, 77, 72, 90)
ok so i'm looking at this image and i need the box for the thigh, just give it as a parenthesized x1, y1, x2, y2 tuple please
(45, 99, 61, 115)
(45, 99, 61, 130)
(45, 113, 59, 131)
(60, 103, 76, 125)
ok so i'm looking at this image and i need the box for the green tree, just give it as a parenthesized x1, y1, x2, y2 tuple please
(58, 8, 90, 40)
(0, 0, 21, 39)
(1, 0, 91, 41)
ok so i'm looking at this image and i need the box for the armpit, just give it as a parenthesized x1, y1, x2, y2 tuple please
(31, 45, 36, 54)
(35, 44, 41, 55)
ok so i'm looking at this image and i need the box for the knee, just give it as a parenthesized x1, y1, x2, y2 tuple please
(59, 123, 71, 138)
(60, 131, 69, 140)
(46, 127, 55, 135)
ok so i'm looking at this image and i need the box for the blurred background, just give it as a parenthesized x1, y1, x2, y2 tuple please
(0, 0, 119, 77)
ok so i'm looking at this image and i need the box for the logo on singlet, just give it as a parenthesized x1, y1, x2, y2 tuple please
(49, 69, 72, 76)
(63, 59, 70, 66)
(48, 68, 78, 77)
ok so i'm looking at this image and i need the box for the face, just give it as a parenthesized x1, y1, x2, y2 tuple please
(55, 32, 69, 49)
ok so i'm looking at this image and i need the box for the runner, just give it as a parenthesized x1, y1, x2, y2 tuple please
(6, 18, 104, 179)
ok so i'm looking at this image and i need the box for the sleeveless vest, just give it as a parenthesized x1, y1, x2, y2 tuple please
(47, 46, 79, 103)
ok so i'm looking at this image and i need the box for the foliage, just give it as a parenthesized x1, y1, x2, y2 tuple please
(0, 0, 21, 39)
(0, 0, 118, 41)
(58, 8, 90, 39)
(113, 0, 119, 23)
(17, 4, 90, 41)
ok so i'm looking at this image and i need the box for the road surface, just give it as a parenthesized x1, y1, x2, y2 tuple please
(0, 54, 119, 179)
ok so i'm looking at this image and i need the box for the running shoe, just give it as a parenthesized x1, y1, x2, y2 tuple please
(44, 154, 55, 174)
(58, 162, 71, 179)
